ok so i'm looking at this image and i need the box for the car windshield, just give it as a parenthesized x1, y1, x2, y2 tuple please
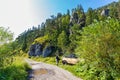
(65, 54, 77, 58)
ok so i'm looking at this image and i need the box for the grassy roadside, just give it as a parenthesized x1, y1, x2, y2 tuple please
(0, 56, 31, 80)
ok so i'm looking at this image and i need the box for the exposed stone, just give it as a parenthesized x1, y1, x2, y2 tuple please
(101, 9, 109, 16)
(28, 44, 54, 57)
(42, 46, 53, 57)
(28, 44, 42, 56)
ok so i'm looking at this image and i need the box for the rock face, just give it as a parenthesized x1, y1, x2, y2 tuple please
(101, 9, 109, 16)
(28, 44, 54, 57)
(42, 46, 53, 57)
(28, 44, 42, 56)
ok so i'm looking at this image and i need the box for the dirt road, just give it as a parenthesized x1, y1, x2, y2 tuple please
(25, 59, 82, 80)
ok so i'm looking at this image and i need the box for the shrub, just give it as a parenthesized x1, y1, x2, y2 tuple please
(76, 18, 120, 79)
(0, 56, 30, 80)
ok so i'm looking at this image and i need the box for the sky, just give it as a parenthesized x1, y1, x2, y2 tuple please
(0, 0, 118, 39)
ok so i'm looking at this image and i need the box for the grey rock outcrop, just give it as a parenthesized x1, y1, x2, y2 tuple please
(28, 44, 42, 56)
(101, 9, 109, 16)
(28, 44, 54, 57)
(42, 46, 53, 57)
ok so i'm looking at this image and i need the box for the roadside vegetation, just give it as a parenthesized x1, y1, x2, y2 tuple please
(76, 19, 120, 80)
(0, 56, 30, 80)
(0, 42, 30, 80)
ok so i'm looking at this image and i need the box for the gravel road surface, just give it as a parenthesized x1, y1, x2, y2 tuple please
(25, 59, 82, 80)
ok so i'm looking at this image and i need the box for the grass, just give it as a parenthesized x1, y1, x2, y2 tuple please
(0, 56, 31, 80)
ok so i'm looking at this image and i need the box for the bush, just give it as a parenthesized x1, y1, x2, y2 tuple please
(76, 18, 120, 79)
(0, 56, 30, 80)
(34, 35, 49, 44)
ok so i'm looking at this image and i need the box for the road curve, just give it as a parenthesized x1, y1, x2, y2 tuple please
(25, 59, 82, 80)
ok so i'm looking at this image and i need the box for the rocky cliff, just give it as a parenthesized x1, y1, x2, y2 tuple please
(28, 43, 54, 57)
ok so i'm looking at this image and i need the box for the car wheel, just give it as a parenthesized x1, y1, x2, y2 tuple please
(62, 60, 67, 65)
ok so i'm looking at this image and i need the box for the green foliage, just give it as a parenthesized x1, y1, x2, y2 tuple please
(86, 8, 93, 25)
(57, 31, 69, 51)
(0, 56, 30, 80)
(69, 24, 81, 50)
(0, 42, 17, 55)
(109, 2, 118, 19)
(0, 42, 30, 80)
(34, 35, 49, 44)
(86, 8, 98, 25)
(61, 15, 70, 26)
(30, 56, 56, 65)
(0, 27, 13, 45)
(76, 18, 120, 79)
(21, 35, 27, 51)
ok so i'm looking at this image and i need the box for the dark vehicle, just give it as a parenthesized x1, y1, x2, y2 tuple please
(62, 54, 79, 65)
